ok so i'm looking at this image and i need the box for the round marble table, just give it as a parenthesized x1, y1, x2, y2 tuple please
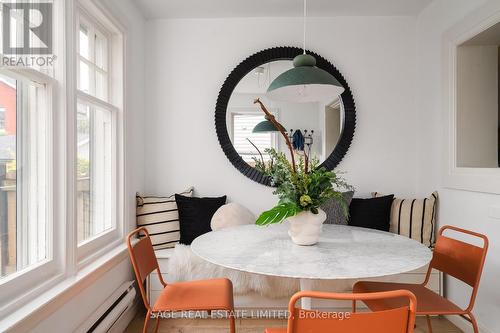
(191, 223, 432, 309)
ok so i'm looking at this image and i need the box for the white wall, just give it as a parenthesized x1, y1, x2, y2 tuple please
(416, 1, 500, 332)
(103, 0, 147, 231)
(144, 16, 418, 213)
(30, 260, 132, 333)
(27, 0, 146, 331)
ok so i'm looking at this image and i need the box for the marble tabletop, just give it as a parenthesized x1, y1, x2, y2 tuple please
(191, 223, 432, 280)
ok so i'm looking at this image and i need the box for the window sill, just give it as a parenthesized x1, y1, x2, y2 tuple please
(443, 167, 500, 195)
(0, 243, 130, 333)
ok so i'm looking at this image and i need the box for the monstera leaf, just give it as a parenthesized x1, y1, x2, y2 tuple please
(255, 202, 299, 226)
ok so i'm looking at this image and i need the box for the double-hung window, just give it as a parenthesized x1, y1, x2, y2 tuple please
(0, 70, 54, 306)
(0, 0, 60, 316)
(0, 0, 124, 319)
(75, 6, 122, 261)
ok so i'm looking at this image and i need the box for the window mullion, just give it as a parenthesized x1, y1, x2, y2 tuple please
(89, 25, 96, 97)
(16, 80, 26, 271)
(76, 90, 119, 113)
(89, 106, 95, 238)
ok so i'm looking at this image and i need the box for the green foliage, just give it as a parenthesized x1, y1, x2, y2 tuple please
(253, 157, 267, 173)
(253, 149, 291, 186)
(255, 202, 299, 226)
(256, 148, 353, 225)
(77, 157, 90, 177)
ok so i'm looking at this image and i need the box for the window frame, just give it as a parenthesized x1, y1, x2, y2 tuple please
(0, 0, 126, 319)
(0, 107, 5, 131)
(76, 10, 111, 101)
(0, 68, 60, 316)
(72, 1, 124, 267)
(75, 92, 121, 263)
(442, 3, 500, 194)
(229, 107, 279, 161)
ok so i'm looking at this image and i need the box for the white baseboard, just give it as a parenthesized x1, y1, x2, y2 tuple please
(445, 315, 492, 333)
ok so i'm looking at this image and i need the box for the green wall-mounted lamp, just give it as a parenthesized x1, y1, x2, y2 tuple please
(266, 0, 344, 103)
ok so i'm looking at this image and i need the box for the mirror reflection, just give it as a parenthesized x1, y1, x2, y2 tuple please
(227, 60, 344, 167)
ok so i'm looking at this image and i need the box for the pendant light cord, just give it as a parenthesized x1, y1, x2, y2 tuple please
(303, 0, 307, 54)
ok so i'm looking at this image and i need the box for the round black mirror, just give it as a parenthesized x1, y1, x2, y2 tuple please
(215, 46, 356, 186)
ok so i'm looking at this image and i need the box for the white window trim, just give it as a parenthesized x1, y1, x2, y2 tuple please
(76, 7, 111, 100)
(0, 0, 127, 321)
(75, 92, 121, 264)
(442, 1, 500, 194)
(0, 107, 5, 130)
(71, 0, 125, 266)
(0, 67, 61, 318)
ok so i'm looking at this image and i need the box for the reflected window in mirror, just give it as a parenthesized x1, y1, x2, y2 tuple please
(456, 22, 500, 168)
(230, 111, 278, 164)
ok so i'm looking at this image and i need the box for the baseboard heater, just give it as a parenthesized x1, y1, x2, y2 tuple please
(76, 281, 137, 333)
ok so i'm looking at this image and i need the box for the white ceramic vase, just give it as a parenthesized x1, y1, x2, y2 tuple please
(287, 208, 327, 246)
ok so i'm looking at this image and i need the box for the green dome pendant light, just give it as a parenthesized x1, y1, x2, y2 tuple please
(253, 113, 288, 133)
(252, 119, 279, 133)
(266, 0, 345, 103)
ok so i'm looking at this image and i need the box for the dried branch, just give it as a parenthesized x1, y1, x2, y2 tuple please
(254, 98, 297, 173)
(247, 138, 265, 166)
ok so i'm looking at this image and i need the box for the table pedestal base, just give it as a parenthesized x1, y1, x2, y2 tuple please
(299, 278, 313, 310)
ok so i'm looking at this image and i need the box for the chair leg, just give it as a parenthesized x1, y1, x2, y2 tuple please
(469, 313, 479, 333)
(143, 310, 151, 333)
(352, 300, 356, 313)
(426, 315, 433, 333)
(153, 316, 161, 333)
(228, 309, 236, 333)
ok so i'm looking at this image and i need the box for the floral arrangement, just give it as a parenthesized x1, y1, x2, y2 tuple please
(253, 99, 353, 226)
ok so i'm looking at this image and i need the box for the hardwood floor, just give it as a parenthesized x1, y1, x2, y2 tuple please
(125, 309, 463, 333)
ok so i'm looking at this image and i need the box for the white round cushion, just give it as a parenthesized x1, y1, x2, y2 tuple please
(211, 202, 256, 231)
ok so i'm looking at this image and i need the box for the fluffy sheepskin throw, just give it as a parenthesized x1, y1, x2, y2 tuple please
(210, 202, 256, 231)
(167, 244, 299, 298)
(169, 202, 302, 298)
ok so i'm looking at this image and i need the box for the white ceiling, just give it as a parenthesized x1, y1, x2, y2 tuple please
(133, 0, 434, 19)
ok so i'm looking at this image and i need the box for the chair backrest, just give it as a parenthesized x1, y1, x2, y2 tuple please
(286, 290, 416, 333)
(126, 227, 166, 310)
(427, 225, 488, 310)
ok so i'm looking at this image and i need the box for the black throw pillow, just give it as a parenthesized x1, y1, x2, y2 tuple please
(175, 194, 226, 245)
(348, 195, 394, 231)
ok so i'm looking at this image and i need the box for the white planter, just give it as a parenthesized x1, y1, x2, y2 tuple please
(287, 209, 327, 246)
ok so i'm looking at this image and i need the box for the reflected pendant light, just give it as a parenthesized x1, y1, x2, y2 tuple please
(252, 119, 279, 133)
(266, 0, 345, 103)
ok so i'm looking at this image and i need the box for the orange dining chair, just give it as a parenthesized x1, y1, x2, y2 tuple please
(265, 290, 417, 333)
(354, 225, 488, 333)
(126, 227, 236, 333)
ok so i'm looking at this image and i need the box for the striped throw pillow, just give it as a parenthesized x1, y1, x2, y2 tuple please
(372, 191, 438, 247)
(136, 187, 193, 249)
